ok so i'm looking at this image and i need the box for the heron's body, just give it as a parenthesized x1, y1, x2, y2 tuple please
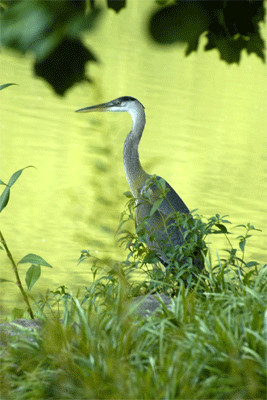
(76, 96, 203, 270)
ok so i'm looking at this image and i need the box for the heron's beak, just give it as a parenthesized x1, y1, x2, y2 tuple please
(76, 102, 111, 113)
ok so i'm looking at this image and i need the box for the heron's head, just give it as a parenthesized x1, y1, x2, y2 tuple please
(76, 96, 145, 114)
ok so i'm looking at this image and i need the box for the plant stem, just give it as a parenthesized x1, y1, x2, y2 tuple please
(0, 230, 34, 319)
(224, 232, 233, 250)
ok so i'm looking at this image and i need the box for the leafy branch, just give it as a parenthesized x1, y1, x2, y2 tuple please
(0, 168, 52, 319)
(0, 231, 34, 319)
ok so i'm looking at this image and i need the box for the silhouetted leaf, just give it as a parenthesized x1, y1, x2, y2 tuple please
(34, 37, 98, 95)
(25, 264, 41, 290)
(107, 0, 126, 13)
(1, 1, 101, 59)
(18, 253, 52, 268)
(149, 0, 265, 63)
(1, 1, 101, 94)
(205, 34, 246, 64)
(246, 33, 265, 61)
(149, 3, 209, 45)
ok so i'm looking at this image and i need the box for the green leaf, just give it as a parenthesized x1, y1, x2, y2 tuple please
(25, 264, 41, 290)
(245, 261, 258, 268)
(0, 83, 18, 90)
(242, 270, 256, 285)
(11, 308, 25, 320)
(221, 219, 231, 224)
(0, 278, 14, 284)
(215, 223, 228, 233)
(158, 178, 166, 193)
(123, 191, 133, 198)
(18, 253, 52, 268)
(0, 166, 35, 213)
(81, 250, 90, 254)
(150, 199, 163, 217)
(247, 224, 262, 232)
(0, 186, 10, 213)
(7, 166, 35, 188)
(239, 239, 246, 253)
(248, 224, 255, 229)
(0, 180, 7, 185)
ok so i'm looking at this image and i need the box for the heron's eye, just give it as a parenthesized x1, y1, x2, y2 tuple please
(116, 101, 121, 105)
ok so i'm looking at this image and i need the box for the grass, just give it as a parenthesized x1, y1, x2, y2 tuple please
(0, 170, 266, 399)
(1, 256, 266, 399)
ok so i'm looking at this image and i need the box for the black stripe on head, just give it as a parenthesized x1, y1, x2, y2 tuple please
(116, 96, 145, 109)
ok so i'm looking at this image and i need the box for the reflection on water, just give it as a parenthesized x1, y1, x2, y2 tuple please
(0, 2, 266, 317)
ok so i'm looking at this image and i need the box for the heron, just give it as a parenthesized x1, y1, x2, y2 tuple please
(76, 96, 203, 272)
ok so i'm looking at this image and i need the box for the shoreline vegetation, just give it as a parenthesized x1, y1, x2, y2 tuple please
(1, 166, 266, 399)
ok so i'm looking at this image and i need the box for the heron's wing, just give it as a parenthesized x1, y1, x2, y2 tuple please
(140, 176, 189, 216)
(160, 179, 189, 215)
(137, 176, 203, 270)
(137, 176, 189, 248)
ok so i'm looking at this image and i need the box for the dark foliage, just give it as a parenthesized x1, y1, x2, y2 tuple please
(107, 0, 126, 13)
(149, 0, 265, 63)
(34, 37, 98, 96)
(1, 0, 100, 95)
(0, 0, 265, 93)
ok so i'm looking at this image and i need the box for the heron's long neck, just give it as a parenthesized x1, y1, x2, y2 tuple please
(123, 107, 148, 198)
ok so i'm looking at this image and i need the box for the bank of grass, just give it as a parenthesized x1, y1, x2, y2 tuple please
(0, 169, 266, 399)
(1, 257, 266, 399)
